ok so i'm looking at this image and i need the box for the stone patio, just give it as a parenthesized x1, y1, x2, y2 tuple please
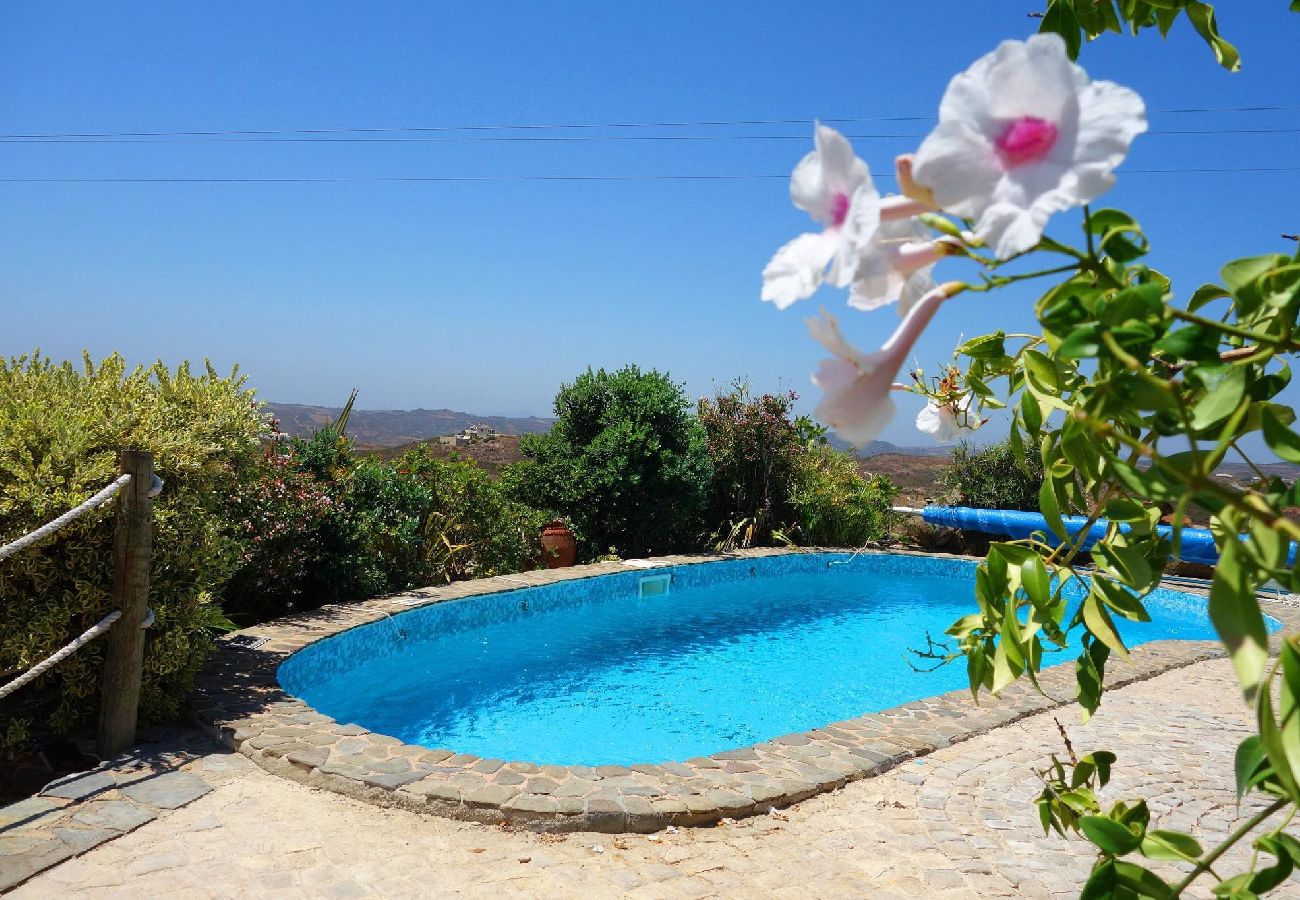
(3, 550, 1298, 895)
(8, 658, 1299, 898)
(185, 550, 1300, 833)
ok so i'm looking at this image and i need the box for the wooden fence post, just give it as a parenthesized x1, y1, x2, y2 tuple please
(97, 451, 154, 757)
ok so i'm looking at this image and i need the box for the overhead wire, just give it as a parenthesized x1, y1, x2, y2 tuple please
(0, 103, 1297, 142)
(2, 167, 1298, 185)
(3, 126, 1299, 144)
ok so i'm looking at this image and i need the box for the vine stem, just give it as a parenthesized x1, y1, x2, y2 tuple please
(1169, 307, 1300, 353)
(1169, 797, 1289, 897)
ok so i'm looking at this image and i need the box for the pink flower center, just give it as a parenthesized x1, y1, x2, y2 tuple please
(829, 191, 851, 228)
(995, 116, 1058, 168)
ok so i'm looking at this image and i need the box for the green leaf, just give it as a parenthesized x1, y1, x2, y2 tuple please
(1235, 735, 1270, 802)
(1262, 406, 1300, 464)
(1140, 829, 1203, 862)
(1112, 861, 1172, 898)
(1024, 349, 1063, 394)
(1191, 365, 1246, 430)
(1076, 637, 1109, 719)
(1093, 574, 1152, 622)
(1039, 477, 1068, 541)
(1278, 640, 1300, 798)
(1083, 592, 1131, 661)
(1222, 254, 1288, 316)
(1249, 835, 1296, 893)
(1087, 208, 1149, 263)
(1184, 2, 1240, 72)
(958, 332, 1007, 360)
(1257, 671, 1300, 803)
(1209, 540, 1270, 694)
(1188, 282, 1230, 312)
(1081, 815, 1143, 855)
(1040, 0, 1083, 59)
(1059, 322, 1103, 359)
(1153, 325, 1217, 362)
(1081, 859, 1118, 900)
(1093, 541, 1154, 592)
(1020, 392, 1043, 434)
(1104, 498, 1148, 523)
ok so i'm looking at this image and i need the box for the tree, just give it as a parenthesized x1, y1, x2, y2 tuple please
(939, 440, 1044, 512)
(504, 366, 712, 559)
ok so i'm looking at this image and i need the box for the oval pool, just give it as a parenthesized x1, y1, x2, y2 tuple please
(277, 553, 1264, 766)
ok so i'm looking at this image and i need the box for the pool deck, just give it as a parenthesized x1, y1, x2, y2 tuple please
(174, 549, 1299, 835)
(4, 549, 1299, 895)
(8, 657, 1298, 897)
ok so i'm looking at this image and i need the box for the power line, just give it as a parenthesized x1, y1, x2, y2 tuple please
(2, 166, 1297, 185)
(2, 127, 1298, 145)
(1, 104, 1296, 142)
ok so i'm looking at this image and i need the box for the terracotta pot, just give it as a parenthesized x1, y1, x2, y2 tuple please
(539, 520, 577, 568)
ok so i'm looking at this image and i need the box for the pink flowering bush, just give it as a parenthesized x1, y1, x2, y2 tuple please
(697, 383, 894, 548)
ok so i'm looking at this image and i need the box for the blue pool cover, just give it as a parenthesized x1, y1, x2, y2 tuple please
(920, 505, 1296, 567)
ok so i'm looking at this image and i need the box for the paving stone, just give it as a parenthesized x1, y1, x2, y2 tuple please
(366, 757, 412, 776)
(287, 748, 329, 770)
(40, 771, 115, 801)
(362, 769, 430, 790)
(52, 825, 116, 853)
(463, 783, 518, 808)
(70, 799, 157, 832)
(503, 794, 558, 815)
(119, 772, 212, 810)
(404, 780, 462, 802)
(0, 796, 61, 830)
(523, 777, 560, 795)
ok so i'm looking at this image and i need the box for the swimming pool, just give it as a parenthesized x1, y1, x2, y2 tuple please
(277, 552, 1268, 767)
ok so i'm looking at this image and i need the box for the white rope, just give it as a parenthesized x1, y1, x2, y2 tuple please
(0, 474, 132, 562)
(0, 610, 122, 700)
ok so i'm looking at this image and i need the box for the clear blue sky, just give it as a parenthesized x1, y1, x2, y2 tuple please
(2, 2, 1297, 446)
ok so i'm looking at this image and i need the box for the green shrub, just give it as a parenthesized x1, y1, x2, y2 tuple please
(0, 352, 263, 746)
(395, 446, 548, 581)
(938, 440, 1044, 511)
(504, 366, 712, 559)
(223, 437, 547, 624)
(697, 384, 807, 546)
(790, 445, 896, 546)
(220, 440, 335, 625)
(697, 383, 895, 548)
(223, 429, 436, 622)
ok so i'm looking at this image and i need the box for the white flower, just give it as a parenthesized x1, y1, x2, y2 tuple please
(762, 124, 880, 308)
(806, 285, 950, 447)
(916, 394, 982, 443)
(848, 216, 946, 316)
(911, 33, 1147, 259)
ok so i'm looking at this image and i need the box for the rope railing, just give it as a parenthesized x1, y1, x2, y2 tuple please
(0, 611, 123, 700)
(0, 466, 160, 733)
(0, 473, 133, 562)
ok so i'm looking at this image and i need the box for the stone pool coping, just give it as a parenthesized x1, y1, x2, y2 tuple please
(190, 548, 1300, 834)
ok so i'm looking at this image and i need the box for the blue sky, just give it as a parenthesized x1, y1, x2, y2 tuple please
(2, 2, 1297, 447)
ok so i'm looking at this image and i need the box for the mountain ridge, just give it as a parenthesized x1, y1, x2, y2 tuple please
(265, 401, 950, 457)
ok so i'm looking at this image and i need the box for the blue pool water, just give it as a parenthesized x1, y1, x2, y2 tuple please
(278, 553, 1270, 766)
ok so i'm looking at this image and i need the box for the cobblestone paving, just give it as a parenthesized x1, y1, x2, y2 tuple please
(13, 659, 1299, 899)
(190, 551, 1277, 832)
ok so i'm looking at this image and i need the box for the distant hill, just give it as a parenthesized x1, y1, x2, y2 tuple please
(371, 434, 527, 475)
(828, 435, 951, 457)
(265, 403, 553, 449)
(858, 452, 952, 506)
(266, 401, 947, 458)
